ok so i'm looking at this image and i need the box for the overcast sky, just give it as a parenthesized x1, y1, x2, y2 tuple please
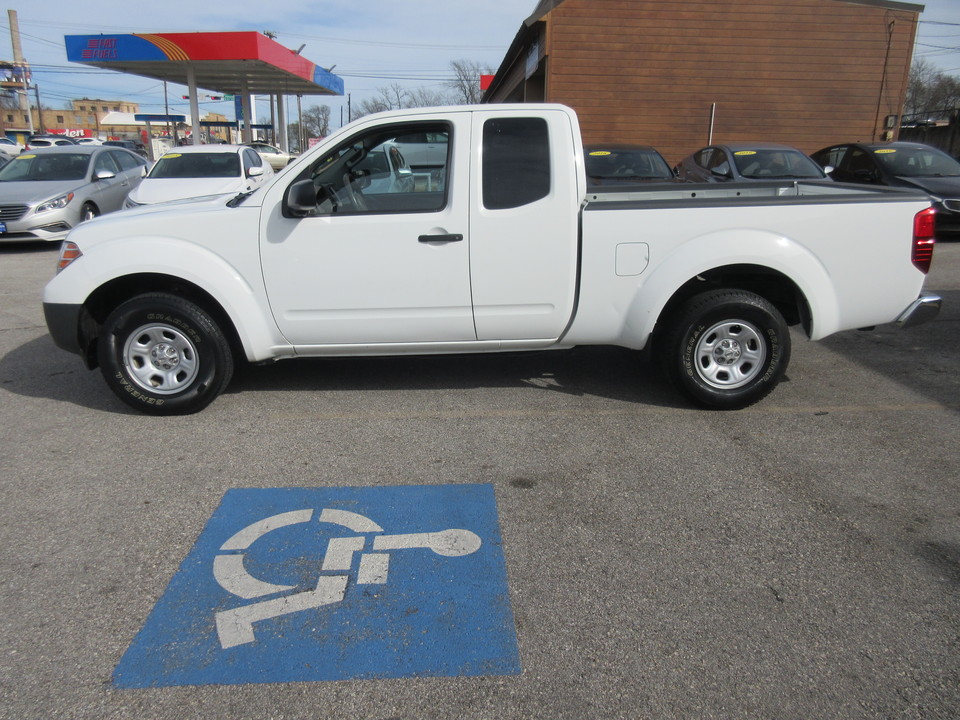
(3, 0, 959, 131)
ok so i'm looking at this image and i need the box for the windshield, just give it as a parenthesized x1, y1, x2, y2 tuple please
(149, 152, 240, 179)
(586, 148, 673, 180)
(733, 149, 824, 179)
(0, 152, 90, 181)
(872, 146, 960, 178)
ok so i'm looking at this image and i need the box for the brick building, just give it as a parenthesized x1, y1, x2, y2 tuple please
(482, 0, 922, 163)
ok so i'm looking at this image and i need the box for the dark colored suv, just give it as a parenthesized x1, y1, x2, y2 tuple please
(103, 139, 148, 157)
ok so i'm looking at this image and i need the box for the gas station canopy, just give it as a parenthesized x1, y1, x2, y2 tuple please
(64, 31, 343, 96)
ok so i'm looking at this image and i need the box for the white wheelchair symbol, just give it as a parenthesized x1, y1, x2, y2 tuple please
(213, 508, 482, 649)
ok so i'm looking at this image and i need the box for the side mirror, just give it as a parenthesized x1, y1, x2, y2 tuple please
(284, 179, 317, 217)
(95, 168, 116, 180)
(710, 164, 732, 180)
(248, 165, 265, 178)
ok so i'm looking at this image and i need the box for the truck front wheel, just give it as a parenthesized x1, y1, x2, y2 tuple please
(97, 293, 234, 415)
(660, 289, 790, 409)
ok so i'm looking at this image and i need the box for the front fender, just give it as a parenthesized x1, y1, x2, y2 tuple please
(44, 236, 288, 362)
(620, 228, 839, 347)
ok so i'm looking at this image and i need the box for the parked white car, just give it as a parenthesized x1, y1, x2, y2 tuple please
(124, 145, 273, 207)
(0, 137, 24, 157)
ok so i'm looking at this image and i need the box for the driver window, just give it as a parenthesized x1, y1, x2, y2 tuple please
(94, 152, 120, 176)
(300, 122, 450, 216)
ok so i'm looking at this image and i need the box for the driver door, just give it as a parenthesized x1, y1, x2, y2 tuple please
(259, 114, 475, 347)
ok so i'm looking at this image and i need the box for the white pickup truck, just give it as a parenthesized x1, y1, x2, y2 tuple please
(43, 104, 941, 415)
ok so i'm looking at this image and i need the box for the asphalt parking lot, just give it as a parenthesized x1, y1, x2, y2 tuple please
(1, 240, 958, 719)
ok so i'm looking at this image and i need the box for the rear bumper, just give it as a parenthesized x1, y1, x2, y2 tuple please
(897, 292, 942, 328)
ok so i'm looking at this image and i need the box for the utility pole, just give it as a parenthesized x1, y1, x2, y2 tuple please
(34, 83, 43, 133)
(8, 9, 33, 134)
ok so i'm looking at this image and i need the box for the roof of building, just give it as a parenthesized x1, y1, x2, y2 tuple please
(64, 31, 343, 96)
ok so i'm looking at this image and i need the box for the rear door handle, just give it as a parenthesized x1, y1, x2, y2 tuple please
(418, 233, 463, 243)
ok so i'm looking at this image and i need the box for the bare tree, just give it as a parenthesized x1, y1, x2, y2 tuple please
(356, 84, 411, 116)
(904, 58, 960, 121)
(302, 104, 331, 138)
(352, 59, 494, 120)
(447, 59, 492, 104)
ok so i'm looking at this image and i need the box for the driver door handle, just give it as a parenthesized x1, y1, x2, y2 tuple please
(418, 233, 463, 243)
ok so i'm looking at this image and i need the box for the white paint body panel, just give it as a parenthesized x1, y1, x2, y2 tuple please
(43, 104, 934, 366)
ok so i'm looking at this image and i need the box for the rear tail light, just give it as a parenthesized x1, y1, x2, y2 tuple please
(912, 207, 936, 274)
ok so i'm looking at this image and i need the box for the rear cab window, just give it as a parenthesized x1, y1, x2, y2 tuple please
(482, 117, 550, 210)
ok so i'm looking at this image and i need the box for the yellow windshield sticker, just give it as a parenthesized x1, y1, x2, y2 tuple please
(18, 154, 36, 159)
(589, 151, 611, 156)
(734, 150, 757, 156)
(874, 149, 897, 154)
(162, 153, 182, 159)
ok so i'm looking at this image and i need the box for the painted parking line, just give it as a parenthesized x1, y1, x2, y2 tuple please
(113, 484, 520, 688)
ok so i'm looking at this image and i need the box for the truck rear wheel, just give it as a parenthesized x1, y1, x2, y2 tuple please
(660, 289, 790, 409)
(97, 293, 234, 415)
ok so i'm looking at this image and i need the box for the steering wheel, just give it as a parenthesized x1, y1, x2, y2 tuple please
(340, 173, 368, 211)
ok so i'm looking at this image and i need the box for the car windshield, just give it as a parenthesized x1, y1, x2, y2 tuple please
(0, 152, 90, 181)
(733, 149, 824, 179)
(872, 146, 960, 177)
(586, 148, 673, 179)
(149, 152, 240, 179)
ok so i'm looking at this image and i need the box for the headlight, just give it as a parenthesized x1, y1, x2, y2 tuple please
(36, 192, 75, 214)
(124, 196, 143, 209)
(56, 241, 82, 273)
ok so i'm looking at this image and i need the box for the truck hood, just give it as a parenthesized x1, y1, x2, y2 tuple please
(126, 177, 251, 205)
(64, 194, 255, 250)
(893, 175, 960, 198)
(0, 179, 90, 205)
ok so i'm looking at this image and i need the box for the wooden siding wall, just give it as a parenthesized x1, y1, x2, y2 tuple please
(543, 0, 919, 164)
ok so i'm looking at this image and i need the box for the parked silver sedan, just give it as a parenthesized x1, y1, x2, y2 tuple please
(0, 145, 148, 243)
(244, 142, 295, 171)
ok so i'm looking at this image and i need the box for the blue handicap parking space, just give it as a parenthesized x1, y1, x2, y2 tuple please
(113, 484, 520, 687)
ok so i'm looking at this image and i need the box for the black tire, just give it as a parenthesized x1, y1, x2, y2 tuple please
(80, 202, 99, 222)
(97, 293, 234, 415)
(659, 289, 790, 409)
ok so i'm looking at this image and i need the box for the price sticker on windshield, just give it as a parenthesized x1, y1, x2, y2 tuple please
(734, 150, 757, 156)
(874, 149, 897, 154)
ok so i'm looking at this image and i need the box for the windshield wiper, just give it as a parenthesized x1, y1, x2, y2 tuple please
(226, 189, 256, 207)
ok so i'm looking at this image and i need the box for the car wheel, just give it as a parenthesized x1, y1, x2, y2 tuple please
(659, 289, 790, 409)
(80, 202, 99, 222)
(97, 293, 234, 415)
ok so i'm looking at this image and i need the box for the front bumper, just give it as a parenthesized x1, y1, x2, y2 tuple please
(897, 293, 942, 328)
(0, 207, 75, 243)
(43, 301, 85, 355)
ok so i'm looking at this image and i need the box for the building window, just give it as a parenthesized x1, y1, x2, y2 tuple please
(5, 115, 11, 123)
(57, 115, 64, 123)
(87, 115, 94, 124)
(102, 106, 108, 111)
(79, 105, 86, 111)
(113, 106, 119, 111)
